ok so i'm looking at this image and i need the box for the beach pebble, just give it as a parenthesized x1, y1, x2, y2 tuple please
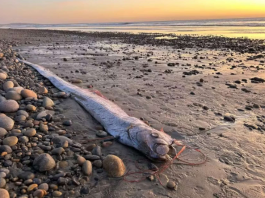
(0, 178, 6, 188)
(103, 155, 126, 177)
(0, 100, 19, 113)
(52, 136, 72, 147)
(224, 114, 235, 122)
(9, 86, 24, 94)
(96, 130, 108, 137)
(42, 96, 54, 108)
(0, 169, 9, 176)
(0, 114, 14, 130)
(0, 128, 7, 137)
(36, 110, 54, 120)
(50, 184, 58, 190)
(0, 73, 6, 81)
(33, 189, 46, 198)
(39, 183, 49, 191)
(3, 136, 18, 146)
(0, 145, 12, 154)
(21, 89, 37, 98)
(92, 146, 102, 156)
(5, 91, 22, 100)
(17, 110, 29, 117)
(15, 115, 26, 122)
(53, 191, 62, 197)
(0, 172, 6, 178)
(0, 96, 6, 103)
(18, 171, 35, 180)
(27, 183, 38, 192)
(33, 153, 56, 172)
(19, 136, 29, 143)
(62, 120, 72, 126)
(102, 141, 113, 148)
(23, 128, 36, 137)
(82, 160, 92, 175)
(51, 147, 65, 155)
(0, 189, 9, 198)
(38, 86, 48, 94)
(84, 155, 100, 160)
(167, 181, 177, 190)
(93, 160, 102, 168)
(76, 155, 86, 165)
(3, 81, 14, 92)
(39, 123, 48, 132)
(26, 104, 37, 111)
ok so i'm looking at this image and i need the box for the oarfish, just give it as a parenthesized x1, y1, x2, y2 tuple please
(19, 59, 176, 161)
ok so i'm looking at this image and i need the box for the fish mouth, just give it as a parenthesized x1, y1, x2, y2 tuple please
(152, 143, 177, 161)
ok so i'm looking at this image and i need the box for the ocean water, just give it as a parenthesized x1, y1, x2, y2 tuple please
(1, 18, 265, 39)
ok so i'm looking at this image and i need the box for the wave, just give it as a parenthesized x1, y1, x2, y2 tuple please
(2, 17, 265, 29)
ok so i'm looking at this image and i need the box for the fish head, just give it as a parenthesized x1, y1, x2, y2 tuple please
(141, 128, 176, 161)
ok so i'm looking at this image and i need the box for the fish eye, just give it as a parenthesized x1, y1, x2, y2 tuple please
(155, 144, 170, 156)
(151, 133, 159, 138)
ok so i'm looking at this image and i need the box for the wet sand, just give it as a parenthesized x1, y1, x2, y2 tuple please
(1, 29, 265, 197)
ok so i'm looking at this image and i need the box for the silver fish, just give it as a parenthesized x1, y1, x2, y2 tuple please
(19, 59, 176, 161)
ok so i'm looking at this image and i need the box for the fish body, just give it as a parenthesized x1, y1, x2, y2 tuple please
(19, 59, 175, 161)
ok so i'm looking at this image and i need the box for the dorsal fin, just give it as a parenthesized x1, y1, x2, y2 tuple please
(92, 90, 107, 99)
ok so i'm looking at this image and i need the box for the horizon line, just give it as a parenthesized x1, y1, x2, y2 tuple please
(1, 16, 265, 26)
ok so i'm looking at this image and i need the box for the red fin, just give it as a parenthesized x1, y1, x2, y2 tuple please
(92, 90, 107, 99)
(160, 128, 165, 133)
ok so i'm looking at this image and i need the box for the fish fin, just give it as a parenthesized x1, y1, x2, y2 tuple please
(160, 128, 165, 133)
(92, 90, 107, 99)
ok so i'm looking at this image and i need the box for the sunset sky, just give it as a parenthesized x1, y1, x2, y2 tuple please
(1, 0, 265, 24)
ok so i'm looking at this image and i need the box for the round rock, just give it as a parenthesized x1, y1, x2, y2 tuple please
(18, 171, 35, 180)
(103, 155, 126, 177)
(0, 189, 9, 198)
(19, 136, 29, 143)
(5, 91, 22, 101)
(77, 155, 86, 165)
(21, 89, 37, 98)
(3, 136, 18, 146)
(0, 145, 12, 154)
(0, 178, 6, 188)
(167, 181, 177, 190)
(9, 87, 24, 94)
(96, 130, 108, 137)
(39, 183, 49, 191)
(51, 147, 65, 155)
(17, 110, 29, 117)
(82, 160, 92, 176)
(26, 104, 37, 111)
(23, 128, 36, 137)
(3, 81, 14, 92)
(42, 97, 54, 108)
(53, 191, 62, 197)
(33, 189, 46, 198)
(33, 153, 56, 172)
(0, 100, 19, 113)
(38, 86, 48, 94)
(0, 128, 7, 137)
(0, 73, 7, 80)
(0, 96, 6, 103)
(0, 114, 14, 130)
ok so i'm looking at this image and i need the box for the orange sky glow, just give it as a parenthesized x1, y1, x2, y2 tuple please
(0, 0, 265, 24)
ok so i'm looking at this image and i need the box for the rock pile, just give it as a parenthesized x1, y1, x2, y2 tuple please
(0, 41, 125, 197)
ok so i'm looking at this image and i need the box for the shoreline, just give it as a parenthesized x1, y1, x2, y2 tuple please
(1, 29, 265, 197)
(1, 28, 265, 52)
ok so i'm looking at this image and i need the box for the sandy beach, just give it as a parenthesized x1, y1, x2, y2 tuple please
(0, 29, 265, 198)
